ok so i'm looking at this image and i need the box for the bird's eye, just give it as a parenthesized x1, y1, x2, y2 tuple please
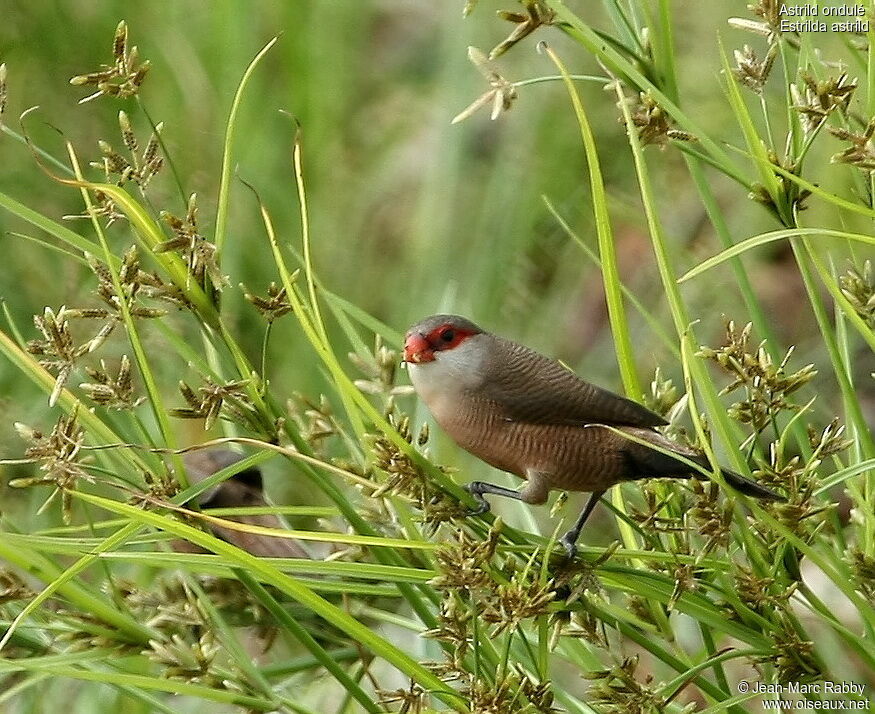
(440, 328, 455, 343)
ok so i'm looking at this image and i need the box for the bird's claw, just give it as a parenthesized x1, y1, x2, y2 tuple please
(559, 532, 578, 560)
(464, 483, 491, 516)
(468, 500, 491, 516)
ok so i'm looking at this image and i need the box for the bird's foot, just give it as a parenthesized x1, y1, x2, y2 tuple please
(464, 482, 492, 516)
(556, 490, 602, 561)
(558, 530, 579, 560)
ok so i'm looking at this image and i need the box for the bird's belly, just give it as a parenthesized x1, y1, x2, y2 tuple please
(442, 412, 627, 493)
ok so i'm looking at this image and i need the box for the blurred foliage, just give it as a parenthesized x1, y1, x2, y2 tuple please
(2, 1, 867, 501)
(1, 1, 874, 711)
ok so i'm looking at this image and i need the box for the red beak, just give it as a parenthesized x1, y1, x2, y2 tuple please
(403, 333, 434, 363)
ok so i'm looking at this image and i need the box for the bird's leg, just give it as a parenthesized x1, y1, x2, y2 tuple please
(466, 471, 551, 515)
(559, 489, 606, 558)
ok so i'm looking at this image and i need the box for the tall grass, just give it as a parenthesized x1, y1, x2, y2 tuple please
(0, 2, 873, 712)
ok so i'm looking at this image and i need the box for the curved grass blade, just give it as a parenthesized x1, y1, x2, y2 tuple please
(679, 227, 875, 282)
(0, 538, 155, 646)
(235, 570, 382, 714)
(725, 142, 875, 220)
(0, 191, 109, 262)
(214, 36, 279, 254)
(0, 661, 277, 710)
(815, 459, 875, 495)
(541, 43, 641, 399)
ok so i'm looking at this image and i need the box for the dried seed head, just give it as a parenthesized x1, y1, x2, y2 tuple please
(118, 110, 136, 151)
(370, 420, 425, 500)
(630, 484, 686, 533)
(452, 47, 518, 125)
(119, 244, 139, 284)
(732, 565, 791, 613)
(755, 617, 821, 684)
(112, 21, 128, 65)
(480, 566, 556, 635)
(489, 0, 555, 59)
(377, 681, 427, 713)
(829, 117, 875, 171)
(351, 336, 413, 401)
(76, 247, 180, 345)
(808, 418, 852, 459)
(26, 305, 95, 406)
(732, 44, 777, 94)
(688, 480, 732, 553)
(849, 548, 875, 599)
(792, 71, 856, 135)
(464, 674, 520, 714)
(70, 20, 151, 103)
(698, 319, 817, 432)
(367, 411, 468, 530)
(749, 0, 783, 27)
(11, 408, 92, 524)
(159, 196, 227, 289)
(585, 655, 665, 713)
(80, 355, 143, 410)
(727, 17, 774, 38)
(623, 91, 697, 147)
(242, 280, 293, 322)
(839, 260, 875, 327)
(0, 63, 7, 125)
(169, 377, 252, 431)
(64, 308, 111, 320)
(287, 392, 336, 452)
(750, 437, 831, 541)
(728, 0, 785, 41)
(90, 116, 164, 193)
(143, 124, 162, 165)
(429, 522, 502, 593)
(421, 593, 474, 668)
(0, 569, 35, 604)
(14, 422, 41, 441)
(146, 630, 223, 685)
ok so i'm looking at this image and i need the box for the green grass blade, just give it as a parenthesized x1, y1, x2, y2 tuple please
(235, 570, 382, 714)
(72, 490, 463, 710)
(680, 227, 875, 282)
(214, 36, 278, 254)
(0, 523, 155, 651)
(0, 191, 110, 262)
(0, 661, 277, 710)
(542, 44, 641, 398)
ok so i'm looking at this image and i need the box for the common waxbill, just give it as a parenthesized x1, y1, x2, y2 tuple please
(403, 314, 783, 556)
(174, 450, 309, 559)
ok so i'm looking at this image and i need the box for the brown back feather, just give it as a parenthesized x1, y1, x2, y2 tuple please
(480, 336, 668, 428)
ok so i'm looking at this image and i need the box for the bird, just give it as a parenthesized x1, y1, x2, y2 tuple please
(173, 449, 310, 559)
(402, 314, 784, 556)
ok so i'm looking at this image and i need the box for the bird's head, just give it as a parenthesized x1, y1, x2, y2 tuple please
(403, 314, 484, 365)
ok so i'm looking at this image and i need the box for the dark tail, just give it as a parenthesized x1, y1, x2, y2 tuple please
(719, 469, 785, 501)
(622, 430, 786, 501)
